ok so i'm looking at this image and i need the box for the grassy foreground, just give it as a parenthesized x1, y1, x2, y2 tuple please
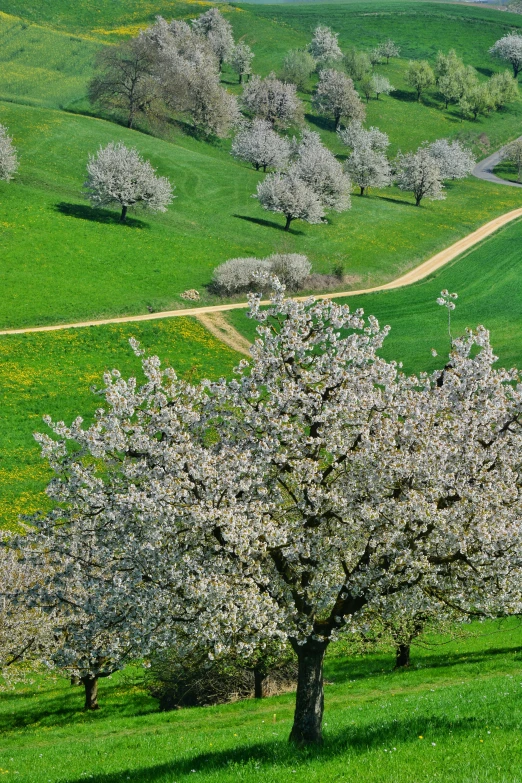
(0, 318, 242, 528)
(1, 619, 522, 782)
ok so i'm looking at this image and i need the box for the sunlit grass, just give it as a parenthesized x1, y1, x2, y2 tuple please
(1, 619, 522, 782)
(0, 318, 242, 528)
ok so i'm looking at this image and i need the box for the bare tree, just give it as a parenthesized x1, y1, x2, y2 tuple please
(83, 143, 174, 223)
(395, 145, 445, 206)
(242, 73, 304, 129)
(255, 170, 324, 230)
(88, 36, 159, 129)
(0, 124, 18, 182)
(313, 69, 365, 130)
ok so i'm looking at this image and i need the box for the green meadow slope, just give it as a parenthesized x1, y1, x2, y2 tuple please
(1, 619, 522, 782)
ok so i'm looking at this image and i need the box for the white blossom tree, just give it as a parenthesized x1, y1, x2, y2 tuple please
(290, 130, 351, 212)
(371, 74, 395, 99)
(428, 139, 475, 180)
(0, 544, 54, 688)
(379, 39, 401, 64)
(281, 49, 316, 91)
(192, 8, 235, 69)
(338, 120, 390, 153)
(313, 69, 365, 130)
(83, 143, 174, 223)
(26, 283, 522, 745)
(255, 170, 325, 230)
(231, 119, 291, 172)
(489, 31, 522, 78)
(229, 42, 254, 84)
(345, 145, 392, 195)
(307, 25, 343, 67)
(395, 145, 445, 206)
(0, 124, 18, 182)
(242, 73, 304, 129)
(501, 137, 522, 181)
(405, 60, 435, 101)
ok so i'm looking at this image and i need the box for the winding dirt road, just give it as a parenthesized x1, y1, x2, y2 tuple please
(2, 206, 522, 342)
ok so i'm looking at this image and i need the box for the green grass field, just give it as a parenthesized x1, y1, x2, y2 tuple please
(2, 618, 522, 782)
(0, 318, 242, 528)
(2, 3, 522, 777)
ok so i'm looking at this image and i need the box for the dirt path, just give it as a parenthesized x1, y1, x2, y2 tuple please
(197, 313, 252, 356)
(2, 207, 522, 339)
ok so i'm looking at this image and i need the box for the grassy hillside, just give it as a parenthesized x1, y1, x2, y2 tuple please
(1, 618, 522, 782)
(1, 97, 522, 329)
(0, 319, 242, 528)
(227, 215, 522, 374)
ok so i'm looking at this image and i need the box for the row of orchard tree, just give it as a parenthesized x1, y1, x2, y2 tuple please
(2, 282, 522, 746)
(234, 121, 477, 231)
(88, 9, 522, 137)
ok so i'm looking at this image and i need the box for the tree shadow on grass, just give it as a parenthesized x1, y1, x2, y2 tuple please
(54, 202, 148, 229)
(305, 113, 335, 132)
(62, 713, 486, 783)
(377, 195, 417, 207)
(233, 214, 305, 235)
(326, 643, 522, 685)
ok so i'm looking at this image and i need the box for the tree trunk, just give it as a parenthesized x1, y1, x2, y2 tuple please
(253, 668, 267, 699)
(334, 113, 341, 131)
(239, 73, 243, 84)
(415, 194, 422, 206)
(82, 675, 99, 710)
(360, 186, 365, 196)
(284, 215, 293, 231)
(120, 205, 128, 223)
(395, 643, 411, 669)
(289, 639, 327, 745)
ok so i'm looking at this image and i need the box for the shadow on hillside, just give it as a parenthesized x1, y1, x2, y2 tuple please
(62, 712, 489, 783)
(305, 113, 336, 132)
(326, 643, 522, 685)
(476, 66, 494, 78)
(0, 680, 155, 733)
(377, 195, 416, 207)
(54, 202, 148, 229)
(233, 214, 305, 235)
